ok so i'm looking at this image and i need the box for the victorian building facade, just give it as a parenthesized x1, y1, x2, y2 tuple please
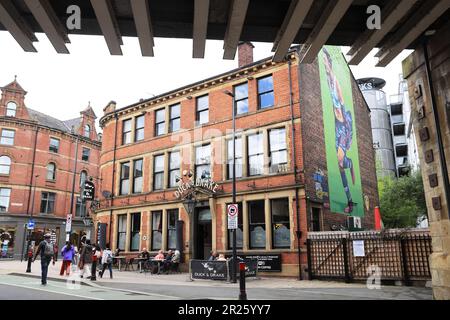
(0, 79, 101, 259)
(96, 44, 378, 277)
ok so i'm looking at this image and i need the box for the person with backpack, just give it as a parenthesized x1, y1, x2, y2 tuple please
(33, 233, 56, 285)
(60, 241, 75, 276)
(79, 239, 93, 279)
(99, 244, 113, 279)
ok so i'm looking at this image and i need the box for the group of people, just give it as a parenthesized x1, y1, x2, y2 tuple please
(208, 251, 227, 261)
(140, 248, 181, 274)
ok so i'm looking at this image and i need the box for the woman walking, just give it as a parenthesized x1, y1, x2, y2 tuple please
(99, 244, 113, 279)
(60, 241, 75, 276)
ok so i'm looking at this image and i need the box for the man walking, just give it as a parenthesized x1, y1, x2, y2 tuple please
(79, 239, 93, 279)
(33, 233, 56, 285)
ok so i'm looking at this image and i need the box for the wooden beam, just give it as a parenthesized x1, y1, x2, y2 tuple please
(223, 0, 250, 60)
(0, 0, 37, 52)
(193, 0, 210, 58)
(131, 0, 154, 57)
(272, 0, 314, 62)
(24, 0, 69, 53)
(347, 0, 418, 65)
(376, 0, 450, 67)
(299, 0, 353, 64)
(90, 0, 123, 55)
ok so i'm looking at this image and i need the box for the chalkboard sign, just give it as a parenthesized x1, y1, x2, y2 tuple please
(243, 254, 282, 272)
(97, 223, 107, 249)
(190, 260, 228, 280)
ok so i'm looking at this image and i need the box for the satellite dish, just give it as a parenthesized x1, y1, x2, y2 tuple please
(102, 190, 112, 199)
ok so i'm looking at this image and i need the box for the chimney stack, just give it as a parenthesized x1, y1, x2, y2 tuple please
(238, 41, 254, 68)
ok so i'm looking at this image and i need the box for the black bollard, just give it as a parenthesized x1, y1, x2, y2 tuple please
(91, 258, 97, 281)
(238, 262, 247, 300)
(26, 244, 33, 273)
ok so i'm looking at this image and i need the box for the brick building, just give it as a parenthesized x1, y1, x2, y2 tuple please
(95, 44, 377, 277)
(0, 78, 101, 259)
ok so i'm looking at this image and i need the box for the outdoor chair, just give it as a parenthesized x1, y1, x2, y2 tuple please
(124, 257, 135, 271)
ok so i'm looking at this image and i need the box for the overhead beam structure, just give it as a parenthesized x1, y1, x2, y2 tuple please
(130, 0, 154, 57)
(90, 0, 123, 55)
(193, 0, 210, 58)
(223, 0, 250, 60)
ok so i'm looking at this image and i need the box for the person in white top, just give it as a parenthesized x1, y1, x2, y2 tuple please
(99, 243, 113, 279)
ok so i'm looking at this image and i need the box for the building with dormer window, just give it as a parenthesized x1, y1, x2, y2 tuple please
(0, 78, 101, 259)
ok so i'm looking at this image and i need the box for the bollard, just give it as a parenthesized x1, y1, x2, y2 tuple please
(238, 262, 247, 300)
(26, 245, 33, 273)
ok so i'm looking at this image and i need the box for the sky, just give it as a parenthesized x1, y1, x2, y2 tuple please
(0, 31, 413, 129)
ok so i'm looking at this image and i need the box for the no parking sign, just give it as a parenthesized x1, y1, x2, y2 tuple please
(227, 204, 238, 230)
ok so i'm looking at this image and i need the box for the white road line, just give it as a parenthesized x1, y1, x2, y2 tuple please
(0, 281, 103, 300)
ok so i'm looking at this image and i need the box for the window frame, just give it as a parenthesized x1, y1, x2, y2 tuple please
(79, 170, 87, 189)
(247, 132, 264, 176)
(169, 103, 181, 133)
(132, 158, 143, 194)
(6, 101, 17, 117)
(0, 129, 15, 146)
(81, 147, 90, 162)
(270, 198, 291, 249)
(0, 156, 11, 175)
(46, 162, 56, 181)
(84, 124, 91, 138)
(195, 95, 209, 126)
(248, 200, 266, 249)
(155, 108, 166, 136)
(0, 188, 11, 212)
(40, 192, 56, 214)
(269, 128, 288, 173)
(234, 82, 249, 115)
(122, 119, 132, 145)
(227, 137, 243, 180)
(119, 162, 130, 195)
(134, 115, 145, 142)
(168, 151, 180, 188)
(75, 196, 86, 217)
(153, 154, 165, 191)
(130, 212, 141, 252)
(167, 209, 178, 250)
(49, 137, 60, 153)
(116, 214, 127, 251)
(151, 210, 163, 251)
(195, 144, 211, 180)
(257, 75, 275, 109)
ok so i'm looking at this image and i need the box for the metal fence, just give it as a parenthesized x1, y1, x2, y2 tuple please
(306, 229, 432, 284)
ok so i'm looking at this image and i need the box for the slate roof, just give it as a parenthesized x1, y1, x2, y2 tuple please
(27, 108, 80, 133)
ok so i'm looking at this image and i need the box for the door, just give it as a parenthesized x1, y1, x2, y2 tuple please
(194, 207, 212, 260)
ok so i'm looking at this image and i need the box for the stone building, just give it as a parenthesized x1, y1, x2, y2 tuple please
(95, 44, 378, 277)
(0, 78, 101, 259)
(402, 21, 450, 299)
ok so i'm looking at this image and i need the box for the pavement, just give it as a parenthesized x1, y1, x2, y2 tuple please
(0, 260, 433, 300)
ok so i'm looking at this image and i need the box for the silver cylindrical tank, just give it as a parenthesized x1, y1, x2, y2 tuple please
(357, 78, 396, 177)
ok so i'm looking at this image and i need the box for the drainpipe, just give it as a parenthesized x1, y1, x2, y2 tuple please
(423, 40, 450, 219)
(68, 134, 79, 241)
(288, 58, 302, 280)
(108, 113, 119, 244)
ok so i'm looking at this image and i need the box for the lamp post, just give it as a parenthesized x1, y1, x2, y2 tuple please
(26, 174, 39, 273)
(224, 90, 237, 284)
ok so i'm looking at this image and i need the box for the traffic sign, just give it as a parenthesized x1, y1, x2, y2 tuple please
(227, 204, 238, 230)
(65, 214, 72, 232)
(83, 180, 95, 200)
(27, 219, 35, 230)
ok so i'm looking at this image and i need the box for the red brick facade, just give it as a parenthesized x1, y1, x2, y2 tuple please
(0, 79, 101, 258)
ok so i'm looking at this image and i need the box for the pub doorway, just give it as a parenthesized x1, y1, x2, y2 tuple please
(193, 207, 212, 260)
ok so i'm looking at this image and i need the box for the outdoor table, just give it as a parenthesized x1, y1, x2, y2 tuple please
(134, 257, 147, 272)
(150, 259, 164, 274)
(113, 256, 126, 271)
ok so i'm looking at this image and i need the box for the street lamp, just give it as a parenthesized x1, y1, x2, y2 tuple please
(223, 89, 237, 284)
(26, 174, 39, 273)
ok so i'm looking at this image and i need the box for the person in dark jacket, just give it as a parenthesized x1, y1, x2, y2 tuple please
(33, 234, 56, 285)
(79, 239, 93, 279)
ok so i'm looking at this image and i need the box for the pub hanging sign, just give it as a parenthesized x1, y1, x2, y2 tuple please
(174, 178, 220, 199)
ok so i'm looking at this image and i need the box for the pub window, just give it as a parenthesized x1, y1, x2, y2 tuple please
(153, 155, 164, 190)
(151, 211, 162, 251)
(40, 192, 56, 214)
(81, 148, 90, 162)
(130, 213, 141, 252)
(227, 202, 243, 250)
(119, 162, 130, 195)
(0, 188, 11, 212)
(227, 138, 243, 179)
(46, 162, 56, 181)
(0, 156, 11, 175)
(6, 101, 17, 117)
(196, 95, 209, 125)
(0, 129, 15, 146)
(248, 200, 266, 249)
(155, 108, 166, 136)
(122, 119, 132, 145)
(135, 115, 145, 142)
(49, 138, 60, 153)
(117, 214, 127, 251)
(133, 159, 143, 193)
(167, 209, 178, 250)
(257, 75, 274, 109)
(169, 151, 180, 188)
(169, 104, 181, 133)
(271, 198, 290, 248)
(84, 124, 91, 138)
(195, 144, 211, 179)
(75, 197, 86, 217)
(269, 128, 288, 173)
(247, 133, 264, 176)
(234, 83, 249, 115)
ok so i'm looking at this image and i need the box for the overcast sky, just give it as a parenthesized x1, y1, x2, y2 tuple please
(0, 32, 412, 129)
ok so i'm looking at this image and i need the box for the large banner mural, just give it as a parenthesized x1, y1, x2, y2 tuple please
(318, 46, 364, 217)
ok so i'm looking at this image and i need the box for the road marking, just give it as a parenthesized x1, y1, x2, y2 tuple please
(0, 281, 103, 300)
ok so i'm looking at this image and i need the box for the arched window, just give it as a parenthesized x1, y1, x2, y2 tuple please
(46, 163, 56, 181)
(84, 124, 91, 138)
(0, 156, 11, 175)
(6, 101, 17, 117)
(80, 170, 87, 188)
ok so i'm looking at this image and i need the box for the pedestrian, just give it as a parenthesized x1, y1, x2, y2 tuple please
(91, 244, 101, 281)
(208, 250, 218, 261)
(99, 243, 113, 279)
(33, 233, 56, 285)
(60, 241, 75, 276)
(79, 239, 93, 279)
